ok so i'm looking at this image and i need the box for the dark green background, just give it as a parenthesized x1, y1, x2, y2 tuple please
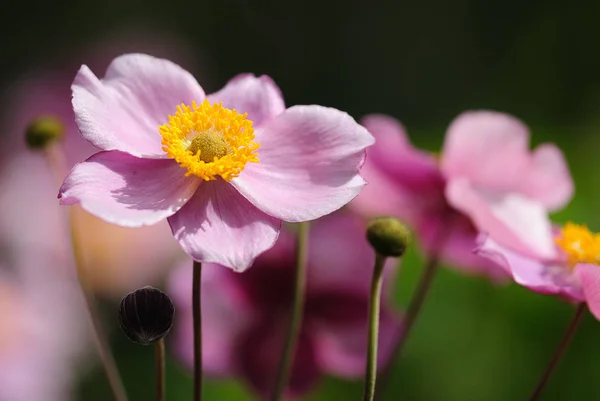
(3, 0, 600, 399)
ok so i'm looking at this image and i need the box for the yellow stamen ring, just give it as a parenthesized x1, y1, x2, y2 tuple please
(159, 100, 259, 181)
(555, 222, 600, 267)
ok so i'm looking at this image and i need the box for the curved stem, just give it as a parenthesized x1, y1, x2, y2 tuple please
(69, 212, 129, 401)
(362, 253, 388, 401)
(270, 221, 310, 401)
(193, 261, 203, 401)
(394, 254, 440, 358)
(528, 303, 586, 401)
(46, 145, 128, 401)
(155, 339, 166, 401)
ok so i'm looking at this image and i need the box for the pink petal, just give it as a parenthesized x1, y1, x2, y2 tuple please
(59, 151, 200, 227)
(576, 264, 600, 320)
(476, 234, 584, 301)
(440, 111, 531, 189)
(440, 111, 573, 210)
(445, 178, 557, 260)
(308, 292, 401, 377)
(231, 105, 375, 222)
(517, 144, 574, 211)
(168, 180, 281, 271)
(167, 262, 253, 376)
(72, 54, 205, 157)
(360, 114, 443, 197)
(207, 74, 285, 127)
(350, 114, 445, 222)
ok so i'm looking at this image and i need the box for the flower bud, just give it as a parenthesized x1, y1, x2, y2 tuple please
(366, 217, 411, 257)
(118, 286, 175, 345)
(25, 116, 64, 150)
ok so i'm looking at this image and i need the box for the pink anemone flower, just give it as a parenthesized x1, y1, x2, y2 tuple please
(58, 54, 374, 271)
(476, 221, 600, 319)
(0, 31, 197, 297)
(350, 112, 573, 278)
(168, 213, 401, 399)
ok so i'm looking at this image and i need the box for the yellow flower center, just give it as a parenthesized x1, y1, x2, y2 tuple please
(159, 100, 259, 181)
(555, 222, 600, 267)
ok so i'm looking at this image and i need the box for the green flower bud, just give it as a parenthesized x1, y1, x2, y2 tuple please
(25, 116, 64, 150)
(366, 217, 411, 257)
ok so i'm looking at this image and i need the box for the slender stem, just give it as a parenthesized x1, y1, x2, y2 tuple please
(528, 303, 586, 401)
(45, 145, 128, 401)
(270, 221, 310, 401)
(155, 339, 166, 401)
(375, 254, 440, 401)
(193, 261, 203, 401)
(362, 253, 388, 401)
(394, 254, 440, 358)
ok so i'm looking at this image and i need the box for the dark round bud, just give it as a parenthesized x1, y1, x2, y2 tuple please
(118, 286, 175, 345)
(25, 116, 64, 150)
(366, 217, 411, 257)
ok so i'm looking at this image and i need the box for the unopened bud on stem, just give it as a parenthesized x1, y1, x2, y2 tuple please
(118, 286, 175, 345)
(366, 217, 411, 257)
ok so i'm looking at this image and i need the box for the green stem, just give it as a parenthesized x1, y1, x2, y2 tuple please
(528, 303, 586, 401)
(193, 261, 203, 401)
(375, 254, 440, 400)
(155, 339, 166, 401)
(270, 222, 310, 401)
(362, 253, 388, 401)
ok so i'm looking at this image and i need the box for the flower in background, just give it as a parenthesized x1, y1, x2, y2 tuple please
(168, 213, 401, 399)
(0, 260, 89, 401)
(59, 53, 374, 271)
(0, 28, 201, 297)
(476, 221, 600, 320)
(350, 112, 573, 278)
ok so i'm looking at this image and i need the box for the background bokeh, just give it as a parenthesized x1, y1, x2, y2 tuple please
(2, 0, 600, 400)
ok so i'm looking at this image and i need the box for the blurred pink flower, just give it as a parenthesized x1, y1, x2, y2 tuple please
(0, 28, 201, 297)
(350, 112, 573, 278)
(476, 222, 600, 320)
(168, 213, 401, 399)
(0, 262, 89, 401)
(59, 54, 374, 271)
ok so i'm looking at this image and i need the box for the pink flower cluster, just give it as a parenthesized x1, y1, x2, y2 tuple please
(351, 112, 573, 278)
(2, 39, 595, 401)
(352, 111, 600, 322)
